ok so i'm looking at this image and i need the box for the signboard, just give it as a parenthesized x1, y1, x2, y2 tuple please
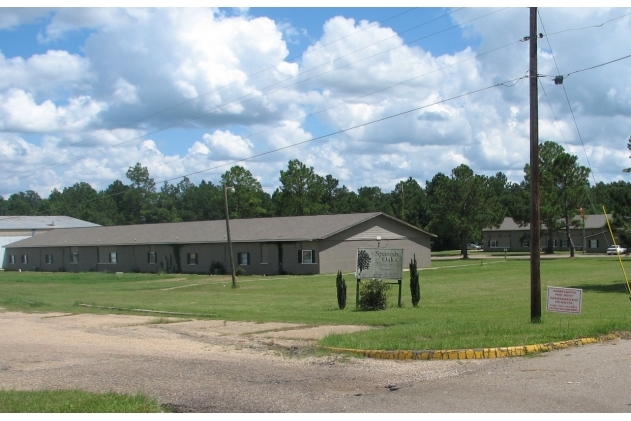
(546, 286, 583, 314)
(356, 248, 404, 280)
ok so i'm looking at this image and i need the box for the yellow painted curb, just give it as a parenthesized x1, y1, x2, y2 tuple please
(322, 334, 619, 360)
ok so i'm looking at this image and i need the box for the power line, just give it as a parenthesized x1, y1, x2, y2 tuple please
(1, 8, 501, 183)
(0, 73, 528, 221)
(0, 8, 456, 179)
(538, 10, 600, 191)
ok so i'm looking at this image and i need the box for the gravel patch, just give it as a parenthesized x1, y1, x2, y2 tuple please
(0, 309, 489, 411)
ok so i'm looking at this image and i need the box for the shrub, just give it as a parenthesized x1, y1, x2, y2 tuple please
(358, 278, 389, 311)
(235, 267, 246, 276)
(335, 270, 347, 310)
(209, 261, 224, 275)
(410, 254, 420, 307)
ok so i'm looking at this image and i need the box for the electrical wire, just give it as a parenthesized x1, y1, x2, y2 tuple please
(0, 73, 528, 221)
(0, 8, 502, 183)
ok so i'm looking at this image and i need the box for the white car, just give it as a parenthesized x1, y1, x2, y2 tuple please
(606, 245, 627, 255)
(467, 244, 482, 250)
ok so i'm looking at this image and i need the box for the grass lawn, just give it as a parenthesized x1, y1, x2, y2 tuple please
(0, 390, 166, 412)
(1, 257, 630, 350)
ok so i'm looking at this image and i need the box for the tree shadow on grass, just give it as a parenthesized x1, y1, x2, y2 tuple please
(568, 282, 630, 294)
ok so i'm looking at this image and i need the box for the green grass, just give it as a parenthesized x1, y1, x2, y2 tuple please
(1, 257, 631, 350)
(0, 390, 166, 412)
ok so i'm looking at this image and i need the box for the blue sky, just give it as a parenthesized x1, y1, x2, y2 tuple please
(1, 6, 630, 199)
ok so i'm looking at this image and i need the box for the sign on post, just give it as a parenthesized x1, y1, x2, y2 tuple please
(546, 286, 583, 314)
(356, 248, 404, 280)
(356, 248, 404, 308)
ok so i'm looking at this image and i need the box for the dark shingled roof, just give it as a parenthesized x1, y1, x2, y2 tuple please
(6, 212, 434, 248)
(483, 215, 611, 231)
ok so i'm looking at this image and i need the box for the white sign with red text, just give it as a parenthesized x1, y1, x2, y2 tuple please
(546, 286, 583, 314)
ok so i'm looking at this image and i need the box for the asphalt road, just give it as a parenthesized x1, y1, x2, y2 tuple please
(1, 311, 630, 412)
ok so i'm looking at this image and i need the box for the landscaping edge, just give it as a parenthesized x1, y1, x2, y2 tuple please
(321, 333, 624, 360)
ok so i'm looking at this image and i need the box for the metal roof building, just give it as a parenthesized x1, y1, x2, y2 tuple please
(0, 216, 100, 250)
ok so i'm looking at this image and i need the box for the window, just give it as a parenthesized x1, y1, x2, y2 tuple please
(560, 240, 568, 248)
(21, 255, 28, 264)
(589, 239, 599, 249)
(490, 240, 499, 248)
(9, 255, 15, 264)
(109, 252, 117, 264)
(238, 252, 250, 265)
(148, 252, 156, 264)
(45, 254, 53, 264)
(521, 239, 529, 247)
(71, 253, 79, 264)
(298, 250, 316, 264)
(187, 253, 198, 265)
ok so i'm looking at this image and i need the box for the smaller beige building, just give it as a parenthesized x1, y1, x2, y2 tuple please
(482, 215, 616, 253)
(3, 212, 436, 275)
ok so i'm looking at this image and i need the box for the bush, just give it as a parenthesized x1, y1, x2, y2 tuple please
(335, 270, 347, 310)
(235, 267, 246, 276)
(209, 261, 224, 275)
(358, 278, 389, 311)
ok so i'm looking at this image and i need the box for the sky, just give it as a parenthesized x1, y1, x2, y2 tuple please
(1, 4, 631, 199)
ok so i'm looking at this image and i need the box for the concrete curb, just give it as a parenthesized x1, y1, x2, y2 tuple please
(322, 334, 621, 360)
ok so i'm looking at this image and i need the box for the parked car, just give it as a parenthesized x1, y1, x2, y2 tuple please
(467, 244, 482, 250)
(606, 245, 627, 255)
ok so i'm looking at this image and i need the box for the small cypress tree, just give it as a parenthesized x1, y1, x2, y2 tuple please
(336, 270, 347, 310)
(410, 254, 420, 307)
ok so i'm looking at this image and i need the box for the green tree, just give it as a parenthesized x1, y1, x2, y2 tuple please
(48, 182, 118, 225)
(390, 177, 429, 228)
(0, 195, 6, 215)
(356, 186, 393, 214)
(522, 142, 590, 255)
(220, 166, 267, 218)
(624, 135, 631, 173)
(274, 159, 327, 216)
(427, 165, 504, 258)
(6, 191, 43, 215)
(124, 163, 157, 224)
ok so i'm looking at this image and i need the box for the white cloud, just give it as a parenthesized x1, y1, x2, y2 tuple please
(1, 7, 630, 200)
(0, 50, 93, 98)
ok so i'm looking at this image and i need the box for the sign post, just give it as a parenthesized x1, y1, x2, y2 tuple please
(356, 248, 404, 308)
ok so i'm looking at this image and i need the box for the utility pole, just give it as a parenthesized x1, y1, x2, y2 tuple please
(529, 7, 542, 323)
(224, 185, 237, 288)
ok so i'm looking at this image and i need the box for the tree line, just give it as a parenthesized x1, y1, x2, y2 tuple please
(1, 140, 629, 253)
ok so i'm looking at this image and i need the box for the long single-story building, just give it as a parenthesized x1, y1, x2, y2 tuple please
(482, 215, 616, 253)
(2, 212, 436, 275)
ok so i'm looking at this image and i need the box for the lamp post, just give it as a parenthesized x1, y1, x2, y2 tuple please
(224, 185, 237, 288)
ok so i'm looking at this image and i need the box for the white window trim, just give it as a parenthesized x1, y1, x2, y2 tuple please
(301, 250, 314, 264)
(187, 253, 198, 265)
(70, 253, 79, 264)
(21, 255, 28, 264)
(148, 252, 156, 264)
(45, 254, 53, 264)
(490, 240, 499, 248)
(109, 252, 117, 264)
(9, 255, 15, 264)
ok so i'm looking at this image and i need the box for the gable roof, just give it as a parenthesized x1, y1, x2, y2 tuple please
(483, 215, 611, 232)
(0, 216, 100, 230)
(5, 212, 434, 248)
